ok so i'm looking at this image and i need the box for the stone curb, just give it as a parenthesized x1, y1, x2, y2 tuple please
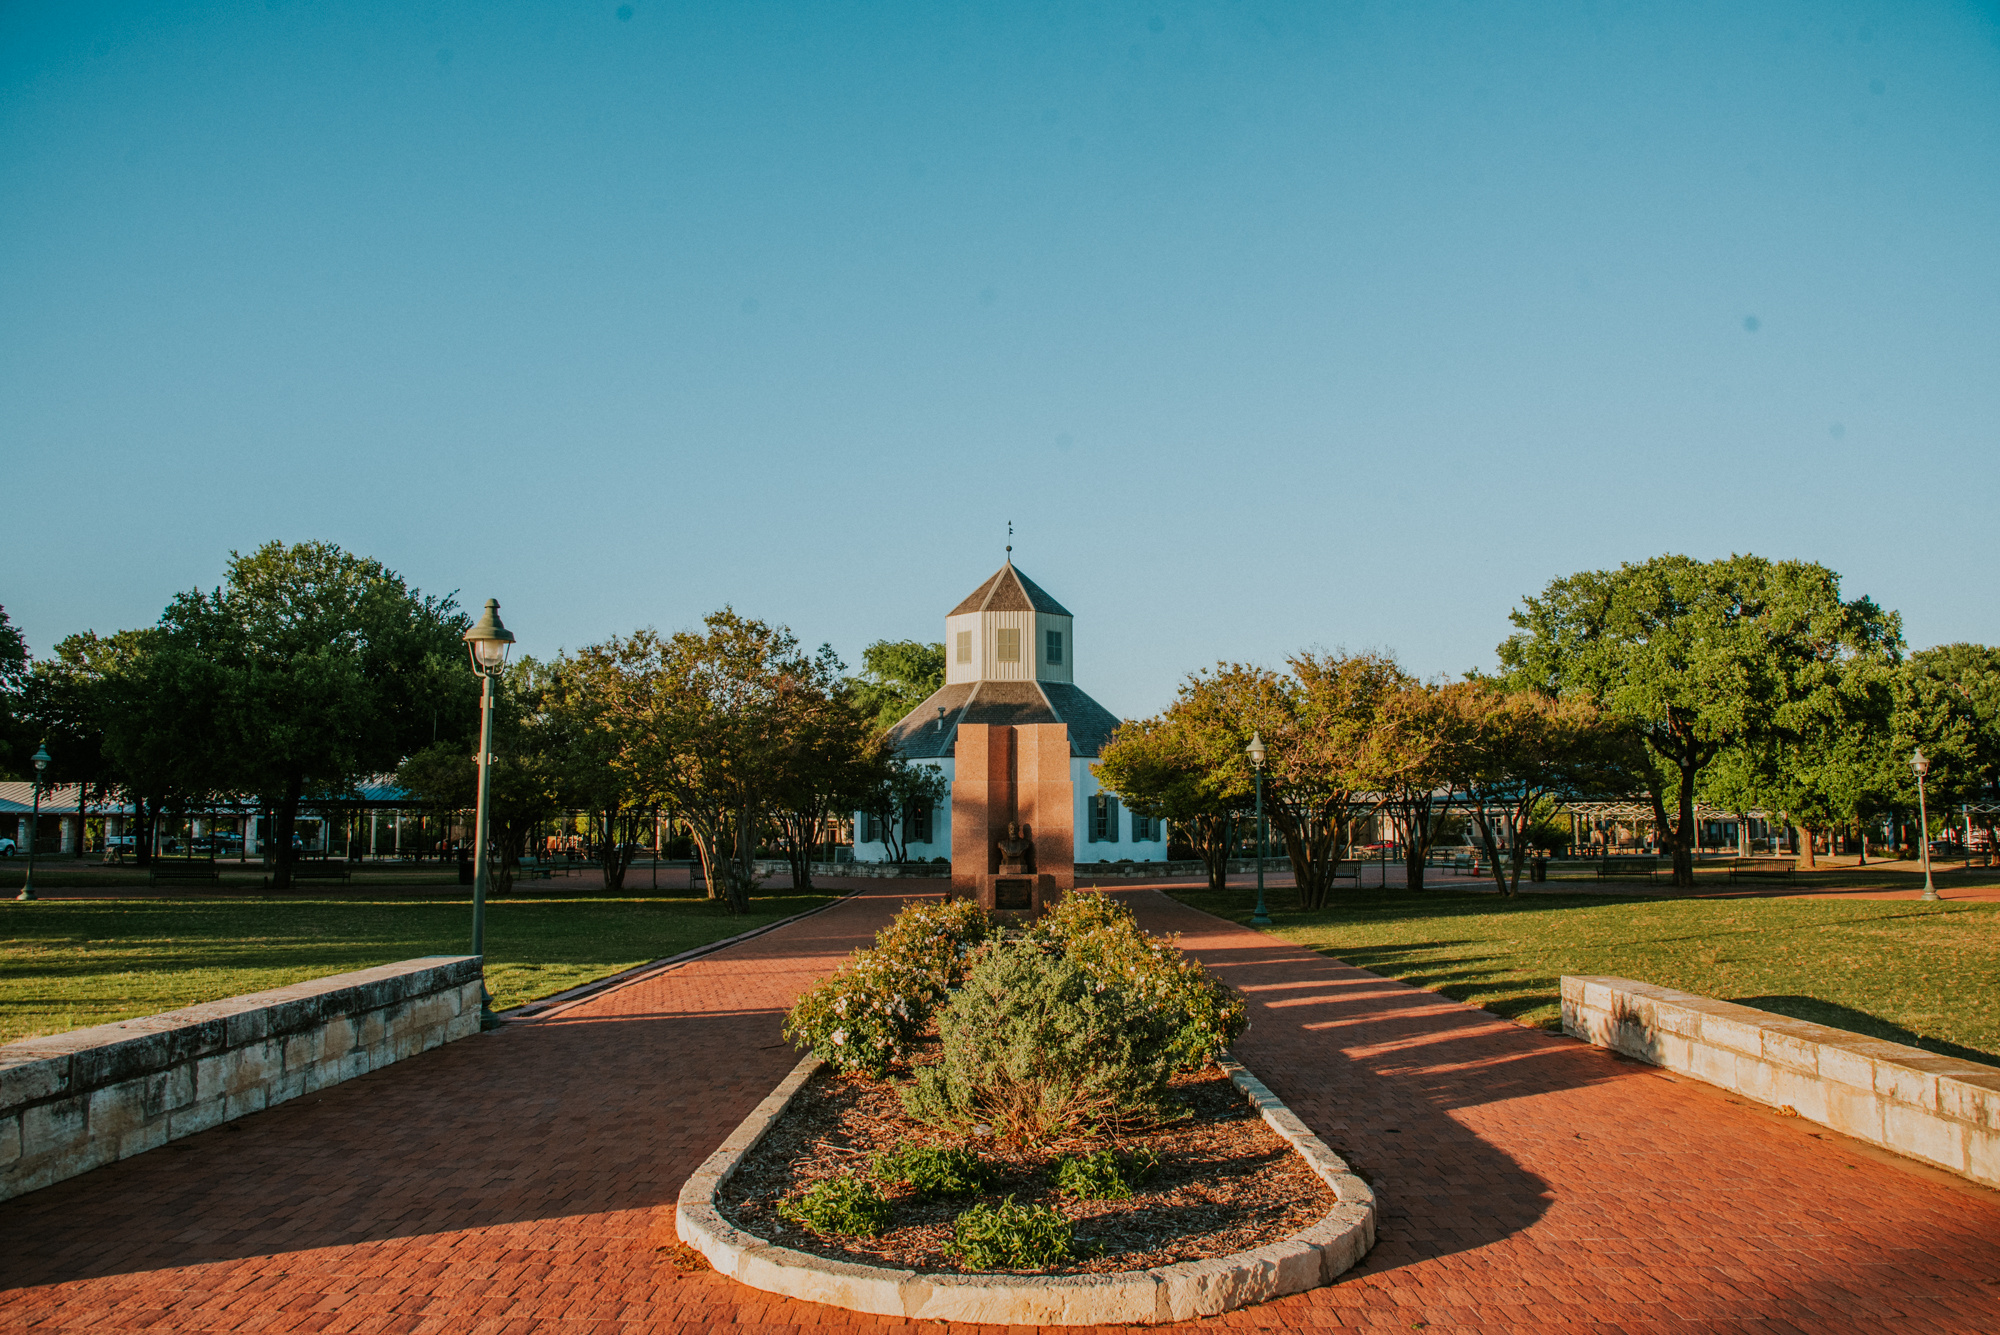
(676, 1050, 1377, 1325)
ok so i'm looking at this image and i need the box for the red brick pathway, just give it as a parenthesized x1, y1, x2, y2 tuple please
(4, 884, 1998, 1332)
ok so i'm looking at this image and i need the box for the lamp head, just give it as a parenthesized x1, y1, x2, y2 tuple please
(32, 742, 50, 774)
(463, 599, 516, 675)
(1246, 732, 1267, 768)
(1912, 748, 1930, 779)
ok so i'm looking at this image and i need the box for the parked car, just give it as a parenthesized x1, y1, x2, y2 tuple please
(0, 836, 14, 857)
(104, 835, 137, 862)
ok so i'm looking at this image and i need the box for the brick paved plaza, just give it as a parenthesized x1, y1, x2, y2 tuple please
(3, 884, 1998, 1332)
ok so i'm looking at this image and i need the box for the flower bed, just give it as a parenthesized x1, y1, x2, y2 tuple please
(719, 1057, 1334, 1274)
(679, 893, 1375, 1322)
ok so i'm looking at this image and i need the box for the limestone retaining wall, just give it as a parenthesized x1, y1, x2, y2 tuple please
(0, 955, 483, 1201)
(1562, 976, 2000, 1189)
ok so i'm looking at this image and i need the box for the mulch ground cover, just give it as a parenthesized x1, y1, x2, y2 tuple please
(717, 1059, 1335, 1275)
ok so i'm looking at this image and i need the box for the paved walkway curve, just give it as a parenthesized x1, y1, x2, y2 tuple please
(3, 883, 1999, 1333)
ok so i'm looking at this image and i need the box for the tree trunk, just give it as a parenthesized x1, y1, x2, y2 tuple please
(730, 804, 756, 913)
(270, 776, 303, 889)
(1854, 816, 1868, 865)
(1798, 825, 1818, 870)
(1472, 811, 1512, 897)
(600, 805, 636, 892)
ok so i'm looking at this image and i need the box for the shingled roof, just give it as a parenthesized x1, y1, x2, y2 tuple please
(948, 562, 1072, 617)
(884, 679, 1125, 760)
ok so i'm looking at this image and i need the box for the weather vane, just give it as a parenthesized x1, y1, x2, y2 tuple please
(1006, 519, 1012, 556)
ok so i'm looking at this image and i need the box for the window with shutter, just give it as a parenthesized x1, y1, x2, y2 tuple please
(956, 630, 971, 663)
(864, 813, 881, 843)
(996, 628, 1020, 662)
(1105, 796, 1121, 842)
(1046, 630, 1063, 665)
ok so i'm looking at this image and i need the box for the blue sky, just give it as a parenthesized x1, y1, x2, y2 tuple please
(4, 1, 1996, 718)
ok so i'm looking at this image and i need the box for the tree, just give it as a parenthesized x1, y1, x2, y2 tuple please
(858, 757, 949, 865)
(763, 650, 879, 889)
(1499, 554, 1902, 887)
(1436, 683, 1613, 896)
(587, 610, 841, 913)
(396, 656, 568, 892)
(1095, 713, 1244, 890)
(1365, 679, 1461, 894)
(850, 639, 946, 732)
(23, 628, 210, 865)
(1168, 653, 1401, 910)
(0, 605, 30, 780)
(1892, 644, 2000, 852)
(159, 541, 473, 887)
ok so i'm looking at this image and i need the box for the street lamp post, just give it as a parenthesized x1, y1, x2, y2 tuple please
(1913, 748, 1938, 902)
(463, 600, 516, 1027)
(16, 743, 50, 902)
(1246, 733, 1271, 927)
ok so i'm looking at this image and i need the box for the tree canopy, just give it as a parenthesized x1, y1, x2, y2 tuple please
(1498, 553, 1901, 884)
(851, 639, 945, 732)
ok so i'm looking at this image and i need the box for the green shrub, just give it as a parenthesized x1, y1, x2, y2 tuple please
(902, 945, 1179, 1143)
(872, 1143, 988, 1198)
(1050, 1146, 1161, 1200)
(1028, 891, 1247, 1070)
(784, 898, 992, 1075)
(946, 1197, 1072, 1270)
(776, 1172, 894, 1237)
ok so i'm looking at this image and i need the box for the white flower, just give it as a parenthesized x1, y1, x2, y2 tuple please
(831, 1028, 848, 1046)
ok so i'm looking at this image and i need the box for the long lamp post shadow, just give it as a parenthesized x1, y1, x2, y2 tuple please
(1246, 732, 1270, 927)
(1913, 747, 1938, 902)
(16, 742, 50, 902)
(463, 599, 516, 1028)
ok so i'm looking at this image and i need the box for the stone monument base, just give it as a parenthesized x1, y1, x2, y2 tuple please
(953, 873, 1067, 919)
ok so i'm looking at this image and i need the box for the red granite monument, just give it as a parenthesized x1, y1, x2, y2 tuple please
(950, 721, 1074, 917)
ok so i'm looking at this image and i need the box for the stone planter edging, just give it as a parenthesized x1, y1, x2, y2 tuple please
(676, 1050, 1376, 1325)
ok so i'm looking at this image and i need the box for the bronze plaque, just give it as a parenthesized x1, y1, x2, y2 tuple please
(994, 878, 1033, 910)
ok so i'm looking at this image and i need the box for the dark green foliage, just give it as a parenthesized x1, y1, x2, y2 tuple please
(945, 1197, 1072, 1269)
(776, 1172, 893, 1237)
(0, 604, 30, 779)
(902, 945, 1181, 1143)
(851, 639, 946, 732)
(1050, 1146, 1160, 1200)
(871, 1143, 987, 1198)
(1498, 553, 1902, 886)
(1025, 891, 1247, 1070)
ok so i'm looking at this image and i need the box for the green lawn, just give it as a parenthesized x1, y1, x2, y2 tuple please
(1166, 885, 2000, 1066)
(0, 891, 836, 1044)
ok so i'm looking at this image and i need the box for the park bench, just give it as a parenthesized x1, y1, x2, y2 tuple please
(515, 857, 554, 881)
(1729, 857, 1795, 884)
(1596, 857, 1660, 881)
(149, 856, 219, 887)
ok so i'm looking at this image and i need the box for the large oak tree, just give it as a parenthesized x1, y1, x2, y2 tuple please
(1499, 554, 1901, 887)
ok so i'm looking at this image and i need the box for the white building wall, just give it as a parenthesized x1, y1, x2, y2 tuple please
(849, 755, 1169, 867)
(944, 614, 983, 685)
(850, 758, 954, 863)
(1034, 613, 1075, 684)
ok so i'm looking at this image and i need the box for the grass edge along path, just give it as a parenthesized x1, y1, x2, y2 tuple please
(1164, 884, 2000, 1067)
(0, 891, 838, 1045)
